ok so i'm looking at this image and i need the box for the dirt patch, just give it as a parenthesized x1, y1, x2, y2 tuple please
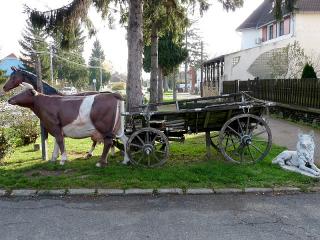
(25, 169, 76, 177)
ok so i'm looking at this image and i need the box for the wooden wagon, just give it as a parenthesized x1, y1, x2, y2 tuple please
(122, 92, 274, 167)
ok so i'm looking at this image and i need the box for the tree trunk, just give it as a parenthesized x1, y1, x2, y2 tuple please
(149, 24, 158, 105)
(126, 0, 143, 111)
(158, 67, 163, 102)
(163, 75, 169, 92)
(173, 69, 177, 101)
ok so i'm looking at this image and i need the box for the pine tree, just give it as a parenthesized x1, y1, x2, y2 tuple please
(301, 63, 317, 79)
(53, 27, 89, 89)
(89, 39, 110, 91)
(19, 20, 51, 80)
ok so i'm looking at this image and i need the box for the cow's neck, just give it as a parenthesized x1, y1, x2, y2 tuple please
(31, 95, 54, 119)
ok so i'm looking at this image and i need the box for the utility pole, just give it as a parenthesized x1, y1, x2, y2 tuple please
(200, 41, 204, 97)
(49, 45, 54, 86)
(184, 27, 188, 93)
(35, 54, 48, 161)
(99, 58, 103, 92)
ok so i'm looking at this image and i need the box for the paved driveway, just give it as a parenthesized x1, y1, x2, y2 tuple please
(267, 117, 320, 163)
(1, 193, 320, 240)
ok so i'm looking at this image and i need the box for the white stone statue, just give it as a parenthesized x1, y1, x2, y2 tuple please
(272, 130, 320, 177)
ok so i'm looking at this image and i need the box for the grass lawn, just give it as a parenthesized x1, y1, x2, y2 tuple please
(0, 134, 318, 190)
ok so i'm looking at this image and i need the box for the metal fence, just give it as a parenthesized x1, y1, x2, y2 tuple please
(223, 79, 320, 110)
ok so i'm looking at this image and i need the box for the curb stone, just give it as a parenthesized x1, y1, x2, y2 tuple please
(11, 190, 37, 196)
(68, 189, 96, 195)
(214, 188, 243, 194)
(47, 190, 67, 196)
(309, 187, 320, 192)
(97, 189, 124, 195)
(245, 188, 273, 193)
(157, 188, 183, 195)
(273, 187, 301, 193)
(125, 189, 154, 195)
(186, 189, 214, 194)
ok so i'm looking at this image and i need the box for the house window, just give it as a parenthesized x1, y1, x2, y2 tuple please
(279, 20, 284, 36)
(268, 25, 274, 40)
(232, 56, 240, 67)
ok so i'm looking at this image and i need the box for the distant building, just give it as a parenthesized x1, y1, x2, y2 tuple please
(202, 0, 320, 96)
(0, 53, 23, 76)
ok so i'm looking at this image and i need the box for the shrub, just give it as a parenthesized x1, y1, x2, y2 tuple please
(0, 128, 12, 160)
(301, 63, 317, 79)
(111, 82, 126, 91)
(0, 100, 40, 147)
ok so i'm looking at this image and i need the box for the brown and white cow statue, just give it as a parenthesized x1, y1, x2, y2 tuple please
(8, 83, 130, 167)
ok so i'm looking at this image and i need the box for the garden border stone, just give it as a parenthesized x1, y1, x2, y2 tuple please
(97, 189, 124, 195)
(68, 189, 96, 195)
(186, 188, 214, 194)
(214, 188, 243, 194)
(157, 188, 183, 194)
(3, 187, 320, 198)
(124, 189, 154, 195)
(11, 190, 37, 196)
(244, 188, 273, 193)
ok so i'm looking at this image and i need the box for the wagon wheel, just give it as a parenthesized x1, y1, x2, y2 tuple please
(219, 114, 272, 164)
(127, 128, 169, 167)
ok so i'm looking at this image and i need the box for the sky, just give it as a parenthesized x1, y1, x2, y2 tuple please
(0, 0, 263, 74)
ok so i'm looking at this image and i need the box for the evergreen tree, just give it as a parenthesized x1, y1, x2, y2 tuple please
(53, 27, 89, 89)
(89, 39, 111, 91)
(19, 20, 51, 80)
(301, 63, 317, 79)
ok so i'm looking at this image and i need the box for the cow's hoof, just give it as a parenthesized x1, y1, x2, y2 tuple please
(60, 161, 66, 166)
(96, 162, 108, 168)
(121, 160, 131, 166)
(85, 153, 92, 159)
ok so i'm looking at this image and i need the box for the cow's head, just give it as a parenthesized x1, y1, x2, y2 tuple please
(3, 67, 24, 92)
(8, 83, 38, 107)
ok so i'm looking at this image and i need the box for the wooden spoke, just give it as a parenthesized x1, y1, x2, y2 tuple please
(127, 128, 169, 168)
(227, 126, 241, 138)
(219, 114, 272, 164)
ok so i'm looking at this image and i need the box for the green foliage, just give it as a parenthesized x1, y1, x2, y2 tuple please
(19, 20, 51, 79)
(0, 100, 40, 148)
(0, 128, 13, 160)
(273, 0, 296, 20)
(53, 27, 89, 89)
(301, 63, 317, 79)
(143, 33, 188, 76)
(0, 70, 6, 84)
(111, 82, 125, 91)
(89, 39, 111, 91)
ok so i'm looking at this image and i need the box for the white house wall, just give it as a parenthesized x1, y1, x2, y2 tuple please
(224, 37, 294, 82)
(295, 13, 320, 61)
(240, 29, 260, 50)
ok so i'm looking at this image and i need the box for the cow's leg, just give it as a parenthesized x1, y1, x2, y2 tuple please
(96, 138, 113, 168)
(85, 140, 97, 159)
(55, 135, 68, 165)
(50, 140, 60, 162)
(119, 134, 130, 165)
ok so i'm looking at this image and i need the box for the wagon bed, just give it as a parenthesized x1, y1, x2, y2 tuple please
(123, 92, 274, 167)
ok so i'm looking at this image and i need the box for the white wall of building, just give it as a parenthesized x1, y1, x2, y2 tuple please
(295, 13, 320, 59)
(223, 38, 294, 81)
(240, 29, 260, 50)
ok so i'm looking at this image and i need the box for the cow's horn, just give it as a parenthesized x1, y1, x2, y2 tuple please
(20, 82, 35, 90)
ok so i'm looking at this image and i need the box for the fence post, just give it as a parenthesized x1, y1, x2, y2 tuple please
(235, 80, 240, 93)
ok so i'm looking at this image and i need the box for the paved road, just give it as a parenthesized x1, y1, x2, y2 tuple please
(268, 117, 320, 163)
(1, 193, 320, 240)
